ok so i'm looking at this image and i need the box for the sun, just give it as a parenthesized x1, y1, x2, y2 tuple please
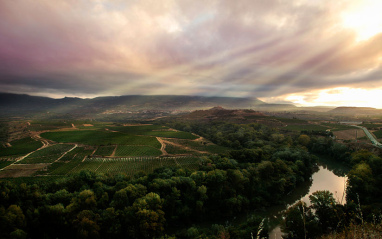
(282, 87, 382, 109)
(341, 0, 382, 41)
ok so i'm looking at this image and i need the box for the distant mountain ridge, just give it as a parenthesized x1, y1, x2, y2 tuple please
(0, 92, 271, 117)
(329, 106, 382, 115)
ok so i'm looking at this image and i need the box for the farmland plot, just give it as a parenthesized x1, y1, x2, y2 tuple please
(41, 130, 161, 148)
(43, 147, 94, 175)
(165, 138, 230, 154)
(0, 137, 43, 157)
(0, 163, 50, 178)
(94, 145, 116, 156)
(28, 120, 71, 131)
(0, 159, 14, 170)
(18, 144, 74, 164)
(114, 145, 162, 157)
(164, 143, 196, 155)
(54, 156, 201, 176)
(109, 125, 198, 139)
(108, 125, 166, 134)
(142, 131, 198, 139)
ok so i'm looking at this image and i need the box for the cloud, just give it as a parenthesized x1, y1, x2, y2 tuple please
(0, 0, 381, 99)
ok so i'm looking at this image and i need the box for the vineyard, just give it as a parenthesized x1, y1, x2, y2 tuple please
(142, 131, 198, 139)
(44, 147, 95, 175)
(17, 144, 75, 164)
(42, 156, 201, 176)
(0, 160, 13, 170)
(0, 123, 226, 179)
(107, 125, 166, 134)
(373, 129, 382, 139)
(28, 120, 72, 131)
(114, 145, 162, 157)
(0, 137, 43, 157)
(41, 130, 161, 148)
(164, 138, 230, 154)
(164, 143, 196, 155)
(94, 145, 116, 156)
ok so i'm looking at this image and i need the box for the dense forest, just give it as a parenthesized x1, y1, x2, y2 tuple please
(1, 121, 382, 238)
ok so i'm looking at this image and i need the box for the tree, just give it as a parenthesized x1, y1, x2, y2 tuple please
(283, 201, 320, 239)
(309, 191, 337, 232)
(298, 134, 310, 147)
(346, 162, 374, 204)
(132, 192, 166, 238)
(4, 205, 26, 231)
(67, 189, 97, 213)
(73, 210, 101, 239)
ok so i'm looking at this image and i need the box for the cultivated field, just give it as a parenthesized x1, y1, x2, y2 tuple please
(281, 120, 357, 132)
(333, 129, 366, 140)
(0, 123, 219, 178)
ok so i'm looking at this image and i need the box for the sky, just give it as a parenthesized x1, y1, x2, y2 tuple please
(0, 0, 382, 108)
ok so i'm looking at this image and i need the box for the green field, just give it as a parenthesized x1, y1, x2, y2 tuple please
(0, 137, 43, 157)
(108, 125, 167, 133)
(165, 143, 195, 154)
(41, 130, 161, 148)
(165, 138, 230, 154)
(94, 145, 116, 156)
(18, 144, 75, 164)
(28, 120, 72, 131)
(115, 145, 162, 157)
(360, 123, 382, 129)
(284, 124, 329, 131)
(108, 125, 198, 139)
(373, 130, 382, 139)
(2, 123, 206, 178)
(40, 156, 199, 177)
(38, 147, 94, 175)
(321, 123, 357, 131)
(0, 160, 13, 169)
(142, 130, 198, 139)
(58, 147, 90, 161)
(276, 118, 308, 124)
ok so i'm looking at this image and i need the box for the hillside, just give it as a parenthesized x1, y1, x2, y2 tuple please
(329, 106, 382, 115)
(0, 93, 267, 117)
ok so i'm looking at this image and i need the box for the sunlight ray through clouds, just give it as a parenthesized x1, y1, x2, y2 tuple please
(0, 0, 382, 107)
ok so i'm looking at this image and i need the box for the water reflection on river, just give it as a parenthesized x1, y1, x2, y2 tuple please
(268, 160, 349, 239)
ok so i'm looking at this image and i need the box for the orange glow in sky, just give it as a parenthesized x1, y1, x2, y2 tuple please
(0, 0, 381, 108)
(341, 0, 382, 41)
(280, 87, 382, 108)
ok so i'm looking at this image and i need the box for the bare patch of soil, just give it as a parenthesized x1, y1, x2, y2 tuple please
(0, 163, 50, 178)
(334, 129, 366, 140)
(122, 123, 153, 126)
(110, 145, 117, 157)
(156, 137, 168, 155)
(162, 139, 209, 154)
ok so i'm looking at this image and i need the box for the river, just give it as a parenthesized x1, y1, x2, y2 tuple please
(268, 159, 349, 239)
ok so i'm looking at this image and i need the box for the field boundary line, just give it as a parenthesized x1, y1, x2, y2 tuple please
(94, 158, 105, 172)
(90, 147, 98, 156)
(111, 145, 117, 157)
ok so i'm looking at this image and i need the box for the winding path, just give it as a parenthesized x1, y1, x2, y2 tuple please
(156, 137, 168, 155)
